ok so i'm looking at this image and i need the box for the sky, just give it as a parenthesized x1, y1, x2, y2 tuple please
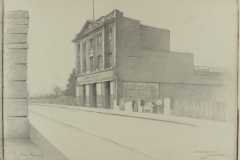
(5, 0, 238, 96)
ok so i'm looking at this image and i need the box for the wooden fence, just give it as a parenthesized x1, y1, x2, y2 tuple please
(171, 99, 226, 122)
(29, 96, 76, 106)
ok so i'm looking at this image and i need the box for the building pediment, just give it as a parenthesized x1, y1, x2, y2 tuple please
(78, 20, 102, 38)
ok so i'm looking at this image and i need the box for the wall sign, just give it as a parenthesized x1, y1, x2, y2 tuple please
(156, 99, 163, 105)
(123, 82, 134, 101)
(77, 70, 113, 84)
(147, 83, 159, 102)
(122, 82, 159, 102)
(135, 83, 147, 100)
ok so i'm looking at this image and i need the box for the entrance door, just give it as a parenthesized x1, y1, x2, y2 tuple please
(82, 85, 86, 106)
(90, 83, 97, 107)
(105, 81, 110, 109)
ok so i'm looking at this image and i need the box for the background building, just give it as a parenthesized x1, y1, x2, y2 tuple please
(73, 10, 230, 110)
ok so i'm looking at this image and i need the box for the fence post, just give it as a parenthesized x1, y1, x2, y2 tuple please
(164, 98, 171, 115)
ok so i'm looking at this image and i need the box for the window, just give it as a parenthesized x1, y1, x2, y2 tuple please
(77, 44, 81, 75)
(83, 59, 86, 73)
(108, 28, 112, 42)
(97, 33, 102, 46)
(83, 42, 86, 51)
(77, 55, 81, 75)
(78, 62, 81, 75)
(90, 38, 93, 49)
(108, 52, 113, 67)
(90, 56, 94, 72)
(98, 55, 102, 70)
(77, 44, 80, 54)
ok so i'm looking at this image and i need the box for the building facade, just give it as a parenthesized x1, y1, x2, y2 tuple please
(72, 10, 230, 109)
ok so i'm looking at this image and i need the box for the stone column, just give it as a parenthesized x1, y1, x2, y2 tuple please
(85, 84, 90, 106)
(101, 82, 106, 108)
(110, 81, 114, 109)
(79, 85, 85, 106)
(89, 84, 93, 107)
(163, 98, 171, 115)
(76, 86, 80, 106)
(4, 10, 29, 138)
(96, 83, 102, 108)
(89, 83, 96, 108)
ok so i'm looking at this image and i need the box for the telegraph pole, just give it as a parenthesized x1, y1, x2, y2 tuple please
(93, 0, 94, 21)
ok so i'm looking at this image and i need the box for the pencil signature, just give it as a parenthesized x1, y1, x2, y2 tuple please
(20, 152, 44, 157)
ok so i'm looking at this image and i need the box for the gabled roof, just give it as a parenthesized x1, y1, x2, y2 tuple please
(73, 20, 102, 42)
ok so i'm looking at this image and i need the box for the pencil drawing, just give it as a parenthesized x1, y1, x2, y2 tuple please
(2, 0, 238, 160)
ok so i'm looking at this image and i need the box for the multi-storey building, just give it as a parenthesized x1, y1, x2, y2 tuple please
(72, 10, 229, 109)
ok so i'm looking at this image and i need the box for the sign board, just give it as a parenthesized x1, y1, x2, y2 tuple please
(135, 83, 147, 100)
(144, 106, 153, 113)
(147, 83, 159, 102)
(156, 99, 163, 105)
(122, 82, 160, 103)
(123, 82, 134, 101)
(77, 70, 113, 84)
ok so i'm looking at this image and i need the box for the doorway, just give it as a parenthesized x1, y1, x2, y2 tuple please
(90, 83, 97, 107)
(82, 85, 86, 106)
(105, 81, 110, 109)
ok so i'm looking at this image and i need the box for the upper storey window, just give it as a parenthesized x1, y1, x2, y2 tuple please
(90, 56, 94, 72)
(90, 38, 93, 49)
(83, 59, 86, 73)
(98, 55, 102, 70)
(82, 42, 86, 51)
(108, 52, 113, 67)
(77, 44, 80, 54)
(97, 33, 102, 46)
(108, 28, 112, 42)
(77, 44, 81, 75)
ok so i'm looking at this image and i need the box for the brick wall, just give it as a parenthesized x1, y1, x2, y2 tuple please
(159, 83, 227, 101)
(4, 10, 29, 139)
(117, 51, 194, 83)
(140, 25, 170, 52)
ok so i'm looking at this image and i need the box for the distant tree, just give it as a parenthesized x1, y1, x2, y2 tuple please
(66, 69, 76, 97)
(61, 90, 66, 96)
(45, 94, 50, 98)
(53, 86, 61, 96)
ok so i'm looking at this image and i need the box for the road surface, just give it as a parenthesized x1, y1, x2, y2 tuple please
(28, 104, 236, 160)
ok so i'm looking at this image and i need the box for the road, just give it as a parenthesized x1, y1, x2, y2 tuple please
(28, 104, 236, 160)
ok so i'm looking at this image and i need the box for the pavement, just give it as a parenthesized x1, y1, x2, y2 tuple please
(4, 139, 48, 160)
(28, 103, 237, 160)
(4, 122, 68, 160)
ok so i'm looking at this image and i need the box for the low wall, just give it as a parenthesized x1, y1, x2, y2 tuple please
(29, 96, 76, 106)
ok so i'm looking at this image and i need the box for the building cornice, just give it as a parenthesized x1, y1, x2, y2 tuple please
(72, 18, 116, 43)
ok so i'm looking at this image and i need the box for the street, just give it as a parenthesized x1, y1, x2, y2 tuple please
(28, 104, 236, 160)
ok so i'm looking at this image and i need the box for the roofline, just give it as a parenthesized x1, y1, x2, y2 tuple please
(72, 24, 103, 43)
(140, 24, 170, 32)
(72, 18, 115, 43)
